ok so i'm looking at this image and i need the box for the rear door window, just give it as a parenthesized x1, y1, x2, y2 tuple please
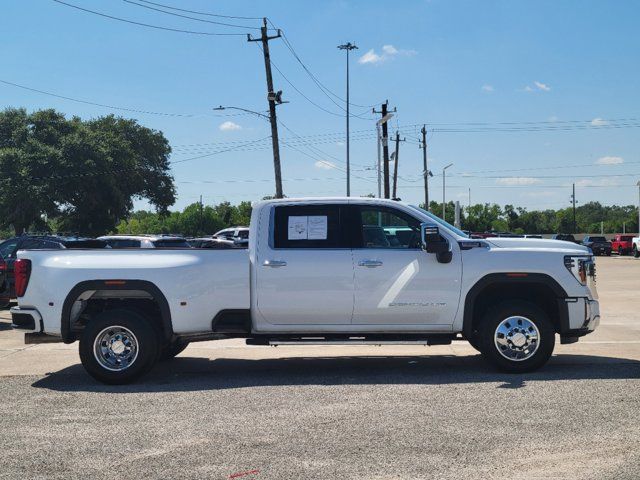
(273, 205, 346, 249)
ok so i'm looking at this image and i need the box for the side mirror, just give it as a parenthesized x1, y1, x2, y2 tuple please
(421, 223, 453, 264)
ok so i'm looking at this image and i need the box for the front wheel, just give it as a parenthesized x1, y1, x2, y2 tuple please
(79, 309, 159, 384)
(634, 246, 640, 258)
(479, 301, 555, 373)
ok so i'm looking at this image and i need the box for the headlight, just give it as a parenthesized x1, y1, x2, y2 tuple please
(564, 255, 596, 287)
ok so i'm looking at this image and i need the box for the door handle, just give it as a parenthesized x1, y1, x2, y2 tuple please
(358, 259, 383, 268)
(263, 259, 287, 268)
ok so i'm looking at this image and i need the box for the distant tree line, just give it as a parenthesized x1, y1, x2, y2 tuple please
(431, 200, 639, 234)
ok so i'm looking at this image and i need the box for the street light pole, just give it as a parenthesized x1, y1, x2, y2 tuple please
(338, 42, 358, 197)
(442, 163, 453, 220)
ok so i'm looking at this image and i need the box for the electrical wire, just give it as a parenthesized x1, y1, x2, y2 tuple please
(122, 0, 262, 30)
(51, 0, 248, 36)
(135, 0, 262, 20)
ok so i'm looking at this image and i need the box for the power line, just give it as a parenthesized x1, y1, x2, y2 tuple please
(0, 78, 204, 117)
(170, 136, 272, 164)
(135, 0, 262, 20)
(122, 0, 262, 30)
(51, 0, 248, 36)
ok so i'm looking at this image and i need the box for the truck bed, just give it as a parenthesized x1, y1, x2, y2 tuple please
(17, 248, 250, 335)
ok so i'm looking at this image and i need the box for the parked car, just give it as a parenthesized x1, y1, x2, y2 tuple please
(98, 235, 191, 248)
(0, 256, 9, 308)
(213, 227, 250, 247)
(551, 234, 578, 243)
(188, 238, 236, 249)
(581, 236, 612, 256)
(12, 197, 599, 384)
(0, 234, 107, 302)
(611, 235, 634, 255)
(632, 236, 640, 258)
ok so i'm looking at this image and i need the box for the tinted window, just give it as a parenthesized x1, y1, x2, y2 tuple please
(0, 239, 19, 258)
(152, 239, 190, 248)
(237, 230, 249, 239)
(356, 206, 421, 249)
(107, 239, 142, 248)
(274, 205, 345, 249)
(589, 236, 606, 242)
(20, 239, 50, 249)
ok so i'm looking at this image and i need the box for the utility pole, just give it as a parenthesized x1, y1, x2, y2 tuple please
(373, 102, 395, 198)
(571, 183, 577, 233)
(248, 19, 284, 198)
(199, 194, 204, 235)
(391, 131, 405, 199)
(338, 42, 358, 197)
(420, 125, 429, 209)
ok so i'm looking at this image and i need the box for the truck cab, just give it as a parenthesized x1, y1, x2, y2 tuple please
(11, 198, 600, 384)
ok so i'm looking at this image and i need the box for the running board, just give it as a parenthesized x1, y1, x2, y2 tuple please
(246, 335, 455, 346)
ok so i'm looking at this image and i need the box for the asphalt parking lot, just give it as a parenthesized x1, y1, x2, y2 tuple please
(1, 256, 639, 479)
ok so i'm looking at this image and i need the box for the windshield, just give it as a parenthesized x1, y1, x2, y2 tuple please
(408, 205, 468, 238)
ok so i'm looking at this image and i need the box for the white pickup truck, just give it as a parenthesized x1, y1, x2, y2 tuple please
(11, 198, 600, 384)
(633, 236, 640, 258)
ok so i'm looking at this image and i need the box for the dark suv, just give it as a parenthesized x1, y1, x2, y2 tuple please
(551, 234, 578, 243)
(0, 235, 107, 304)
(581, 235, 612, 256)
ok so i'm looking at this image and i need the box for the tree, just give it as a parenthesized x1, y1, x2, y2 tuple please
(0, 108, 175, 236)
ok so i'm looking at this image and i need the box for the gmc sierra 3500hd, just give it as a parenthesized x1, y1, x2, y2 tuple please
(11, 198, 600, 384)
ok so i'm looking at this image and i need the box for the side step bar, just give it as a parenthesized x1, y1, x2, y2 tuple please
(246, 335, 455, 346)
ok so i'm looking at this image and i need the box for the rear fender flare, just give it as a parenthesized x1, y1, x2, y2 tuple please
(61, 280, 173, 343)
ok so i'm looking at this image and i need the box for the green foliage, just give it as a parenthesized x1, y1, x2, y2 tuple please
(115, 201, 253, 237)
(0, 108, 175, 236)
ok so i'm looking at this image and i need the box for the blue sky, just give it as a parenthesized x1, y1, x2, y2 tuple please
(2, 0, 639, 211)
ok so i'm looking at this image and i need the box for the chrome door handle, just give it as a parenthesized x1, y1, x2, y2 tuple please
(263, 259, 287, 268)
(358, 259, 383, 267)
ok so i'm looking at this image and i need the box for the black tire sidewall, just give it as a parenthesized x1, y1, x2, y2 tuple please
(159, 340, 189, 361)
(79, 309, 159, 384)
(479, 301, 555, 373)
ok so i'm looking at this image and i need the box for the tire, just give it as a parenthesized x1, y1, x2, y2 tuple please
(0, 298, 10, 309)
(478, 301, 555, 373)
(634, 246, 640, 258)
(618, 247, 624, 256)
(159, 340, 189, 361)
(79, 309, 159, 384)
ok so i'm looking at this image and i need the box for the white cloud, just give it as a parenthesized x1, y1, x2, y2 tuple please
(522, 191, 555, 198)
(359, 49, 382, 64)
(574, 178, 620, 187)
(382, 44, 398, 55)
(522, 81, 551, 92)
(358, 44, 417, 65)
(534, 81, 551, 91)
(595, 155, 623, 165)
(219, 121, 241, 131)
(495, 177, 542, 186)
(481, 84, 494, 93)
(591, 118, 608, 126)
(314, 160, 336, 170)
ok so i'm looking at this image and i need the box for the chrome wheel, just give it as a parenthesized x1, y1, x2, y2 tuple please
(93, 325, 139, 372)
(494, 316, 540, 362)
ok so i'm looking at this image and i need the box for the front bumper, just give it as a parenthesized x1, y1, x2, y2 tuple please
(561, 298, 600, 343)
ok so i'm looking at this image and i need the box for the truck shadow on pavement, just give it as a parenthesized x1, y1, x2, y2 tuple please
(32, 353, 640, 393)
